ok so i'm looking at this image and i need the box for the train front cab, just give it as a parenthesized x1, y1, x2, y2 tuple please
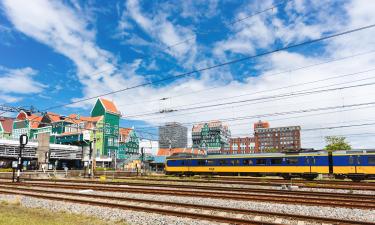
(332, 150, 375, 181)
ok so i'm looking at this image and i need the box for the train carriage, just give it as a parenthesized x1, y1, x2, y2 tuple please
(165, 150, 375, 181)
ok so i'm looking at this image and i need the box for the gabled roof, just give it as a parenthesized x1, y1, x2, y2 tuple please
(28, 114, 43, 128)
(100, 98, 120, 115)
(0, 117, 14, 133)
(66, 114, 103, 123)
(119, 128, 132, 142)
(45, 112, 62, 122)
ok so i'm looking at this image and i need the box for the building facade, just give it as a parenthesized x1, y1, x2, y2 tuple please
(91, 98, 120, 159)
(254, 125, 301, 152)
(0, 117, 14, 139)
(159, 122, 187, 149)
(118, 128, 139, 159)
(192, 121, 231, 154)
(225, 137, 256, 154)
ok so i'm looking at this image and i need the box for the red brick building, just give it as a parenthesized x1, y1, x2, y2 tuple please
(254, 125, 301, 152)
(226, 120, 301, 154)
(224, 137, 256, 154)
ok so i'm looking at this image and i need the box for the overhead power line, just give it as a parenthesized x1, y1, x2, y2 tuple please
(134, 100, 375, 130)
(42, 23, 375, 111)
(121, 49, 375, 107)
(125, 68, 375, 118)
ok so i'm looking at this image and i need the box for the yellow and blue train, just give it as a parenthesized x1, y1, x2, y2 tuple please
(165, 150, 375, 181)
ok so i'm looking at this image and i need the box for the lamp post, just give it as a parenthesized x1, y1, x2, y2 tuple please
(17, 134, 28, 182)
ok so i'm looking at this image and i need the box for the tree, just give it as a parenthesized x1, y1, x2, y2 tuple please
(324, 136, 351, 151)
(264, 148, 279, 153)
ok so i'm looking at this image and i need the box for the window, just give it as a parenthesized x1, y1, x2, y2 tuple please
(368, 156, 375, 165)
(349, 156, 354, 164)
(230, 159, 240, 166)
(197, 160, 205, 166)
(286, 158, 298, 165)
(206, 160, 216, 166)
(219, 159, 226, 166)
(271, 158, 282, 165)
(108, 138, 113, 146)
(256, 159, 267, 165)
(243, 159, 253, 165)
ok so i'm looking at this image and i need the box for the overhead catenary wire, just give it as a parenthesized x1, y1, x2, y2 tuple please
(133, 100, 375, 130)
(120, 49, 375, 107)
(42, 23, 375, 112)
(125, 68, 375, 118)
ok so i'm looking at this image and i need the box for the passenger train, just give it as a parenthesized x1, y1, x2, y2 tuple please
(165, 150, 375, 181)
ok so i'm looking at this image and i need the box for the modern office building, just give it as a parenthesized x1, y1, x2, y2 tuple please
(159, 122, 187, 149)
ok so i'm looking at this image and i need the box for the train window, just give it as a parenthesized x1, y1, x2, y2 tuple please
(230, 159, 240, 166)
(207, 160, 216, 166)
(357, 156, 361, 165)
(271, 158, 282, 165)
(198, 160, 205, 166)
(255, 159, 266, 165)
(286, 158, 298, 165)
(349, 156, 354, 165)
(368, 157, 375, 165)
(305, 157, 310, 165)
(219, 159, 226, 166)
(243, 159, 253, 165)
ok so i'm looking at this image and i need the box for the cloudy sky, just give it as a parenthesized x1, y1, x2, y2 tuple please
(1, 0, 375, 149)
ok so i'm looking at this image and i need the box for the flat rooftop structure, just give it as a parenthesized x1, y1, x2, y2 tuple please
(0, 139, 82, 160)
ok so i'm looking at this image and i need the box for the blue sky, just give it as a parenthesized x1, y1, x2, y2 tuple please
(1, 0, 375, 147)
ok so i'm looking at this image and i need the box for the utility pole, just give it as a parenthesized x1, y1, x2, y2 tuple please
(140, 147, 144, 176)
(17, 134, 28, 182)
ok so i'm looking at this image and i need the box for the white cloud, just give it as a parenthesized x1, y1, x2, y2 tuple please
(0, 66, 46, 102)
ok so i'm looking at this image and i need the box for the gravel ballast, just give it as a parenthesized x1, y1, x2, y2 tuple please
(1, 186, 374, 223)
(0, 194, 220, 225)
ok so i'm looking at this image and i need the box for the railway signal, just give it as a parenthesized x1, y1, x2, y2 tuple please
(17, 134, 28, 182)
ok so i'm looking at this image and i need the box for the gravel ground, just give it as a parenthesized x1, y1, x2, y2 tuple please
(0, 194, 222, 225)
(3, 186, 374, 223)
(21, 180, 375, 196)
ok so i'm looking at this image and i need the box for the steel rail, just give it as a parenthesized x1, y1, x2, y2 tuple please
(0, 185, 373, 225)
(5, 181, 375, 209)
(0, 188, 277, 225)
(19, 178, 375, 200)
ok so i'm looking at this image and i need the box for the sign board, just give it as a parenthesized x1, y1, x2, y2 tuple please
(83, 130, 90, 141)
(48, 164, 53, 170)
(12, 161, 18, 168)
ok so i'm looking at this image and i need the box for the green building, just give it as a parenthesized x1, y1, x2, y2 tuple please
(192, 121, 231, 154)
(118, 128, 139, 159)
(90, 98, 120, 159)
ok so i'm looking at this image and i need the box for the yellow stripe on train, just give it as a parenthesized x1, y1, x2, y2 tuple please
(166, 166, 329, 173)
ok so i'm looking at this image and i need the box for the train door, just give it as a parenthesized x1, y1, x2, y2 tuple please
(328, 151, 333, 174)
(305, 156, 316, 173)
(349, 155, 361, 173)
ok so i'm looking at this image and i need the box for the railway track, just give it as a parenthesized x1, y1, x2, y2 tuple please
(0, 184, 373, 225)
(4, 181, 375, 209)
(19, 178, 375, 200)
(93, 176, 375, 190)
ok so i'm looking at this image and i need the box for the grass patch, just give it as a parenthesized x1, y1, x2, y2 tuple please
(0, 200, 126, 225)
